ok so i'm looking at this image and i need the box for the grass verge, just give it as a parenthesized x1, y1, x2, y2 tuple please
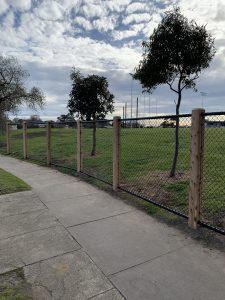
(0, 269, 32, 300)
(0, 168, 31, 196)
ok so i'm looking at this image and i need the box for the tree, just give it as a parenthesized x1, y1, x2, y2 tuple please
(68, 69, 114, 156)
(0, 54, 45, 121)
(133, 7, 215, 177)
(57, 113, 75, 123)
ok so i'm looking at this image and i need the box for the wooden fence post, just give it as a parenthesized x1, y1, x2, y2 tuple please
(23, 121, 28, 159)
(47, 122, 51, 165)
(6, 122, 10, 154)
(113, 116, 121, 191)
(77, 120, 82, 172)
(188, 108, 205, 229)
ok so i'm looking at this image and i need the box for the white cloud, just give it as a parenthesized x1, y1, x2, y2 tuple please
(123, 13, 151, 25)
(126, 2, 148, 14)
(81, 3, 106, 18)
(112, 29, 137, 40)
(0, 0, 8, 15)
(93, 16, 117, 32)
(34, 0, 64, 21)
(74, 16, 93, 30)
(9, 0, 31, 11)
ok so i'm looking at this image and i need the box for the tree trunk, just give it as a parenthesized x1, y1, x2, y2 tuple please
(91, 115, 96, 156)
(169, 93, 181, 177)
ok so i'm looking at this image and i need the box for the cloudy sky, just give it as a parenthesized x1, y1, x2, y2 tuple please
(1, 0, 225, 120)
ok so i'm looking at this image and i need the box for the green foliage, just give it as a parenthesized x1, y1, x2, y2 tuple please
(134, 7, 216, 177)
(68, 69, 114, 120)
(134, 7, 215, 94)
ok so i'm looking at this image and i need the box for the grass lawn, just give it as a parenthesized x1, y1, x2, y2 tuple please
(1, 125, 224, 230)
(0, 168, 30, 195)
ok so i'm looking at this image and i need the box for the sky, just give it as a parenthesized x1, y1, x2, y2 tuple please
(1, 0, 225, 120)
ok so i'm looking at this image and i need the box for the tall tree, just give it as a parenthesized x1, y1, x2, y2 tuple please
(133, 7, 215, 177)
(68, 69, 114, 156)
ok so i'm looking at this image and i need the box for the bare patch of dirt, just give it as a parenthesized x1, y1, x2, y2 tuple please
(120, 170, 190, 205)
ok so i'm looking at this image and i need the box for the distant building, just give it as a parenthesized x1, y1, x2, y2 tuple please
(205, 120, 225, 128)
(10, 125, 17, 130)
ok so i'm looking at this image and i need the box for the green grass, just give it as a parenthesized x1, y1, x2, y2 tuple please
(0, 269, 32, 300)
(0, 168, 30, 195)
(1, 126, 225, 229)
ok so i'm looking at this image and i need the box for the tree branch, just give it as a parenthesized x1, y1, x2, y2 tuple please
(166, 81, 179, 94)
(181, 74, 199, 91)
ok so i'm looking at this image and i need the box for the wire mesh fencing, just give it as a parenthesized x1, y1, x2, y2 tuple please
(201, 113, 225, 233)
(0, 123, 6, 154)
(120, 115, 191, 217)
(26, 123, 47, 163)
(51, 122, 77, 170)
(1, 112, 225, 235)
(9, 123, 23, 158)
(81, 119, 113, 184)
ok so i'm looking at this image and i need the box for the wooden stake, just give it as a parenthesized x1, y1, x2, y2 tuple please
(6, 122, 10, 154)
(77, 120, 82, 172)
(113, 116, 121, 191)
(23, 121, 28, 159)
(188, 108, 205, 229)
(47, 122, 51, 165)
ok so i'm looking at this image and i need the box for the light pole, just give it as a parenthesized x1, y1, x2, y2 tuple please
(200, 91, 207, 109)
(129, 73, 133, 118)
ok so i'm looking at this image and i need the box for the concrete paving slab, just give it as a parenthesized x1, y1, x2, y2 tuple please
(36, 181, 101, 203)
(24, 250, 112, 300)
(0, 156, 79, 185)
(91, 289, 125, 299)
(110, 243, 225, 300)
(0, 209, 59, 240)
(23, 172, 79, 188)
(0, 226, 80, 273)
(0, 191, 45, 217)
(69, 210, 192, 275)
(45, 193, 133, 227)
(0, 190, 35, 203)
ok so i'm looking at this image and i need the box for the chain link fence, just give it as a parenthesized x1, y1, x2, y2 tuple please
(81, 120, 113, 184)
(120, 115, 191, 217)
(1, 113, 224, 235)
(9, 123, 23, 158)
(51, 122, 77, 170)
(26, 123, 47, 163)
(201, 113, 225, 233)
(0, 123, 6, 154)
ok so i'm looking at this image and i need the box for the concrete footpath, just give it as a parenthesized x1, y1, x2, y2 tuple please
(0, 155, 224, 300)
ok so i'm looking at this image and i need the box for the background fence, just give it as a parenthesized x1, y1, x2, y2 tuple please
(1, 110, 225, 235)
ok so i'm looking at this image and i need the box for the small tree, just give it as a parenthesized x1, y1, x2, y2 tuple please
(68, 69, 114, 156)
(133, 7, 215, 177)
